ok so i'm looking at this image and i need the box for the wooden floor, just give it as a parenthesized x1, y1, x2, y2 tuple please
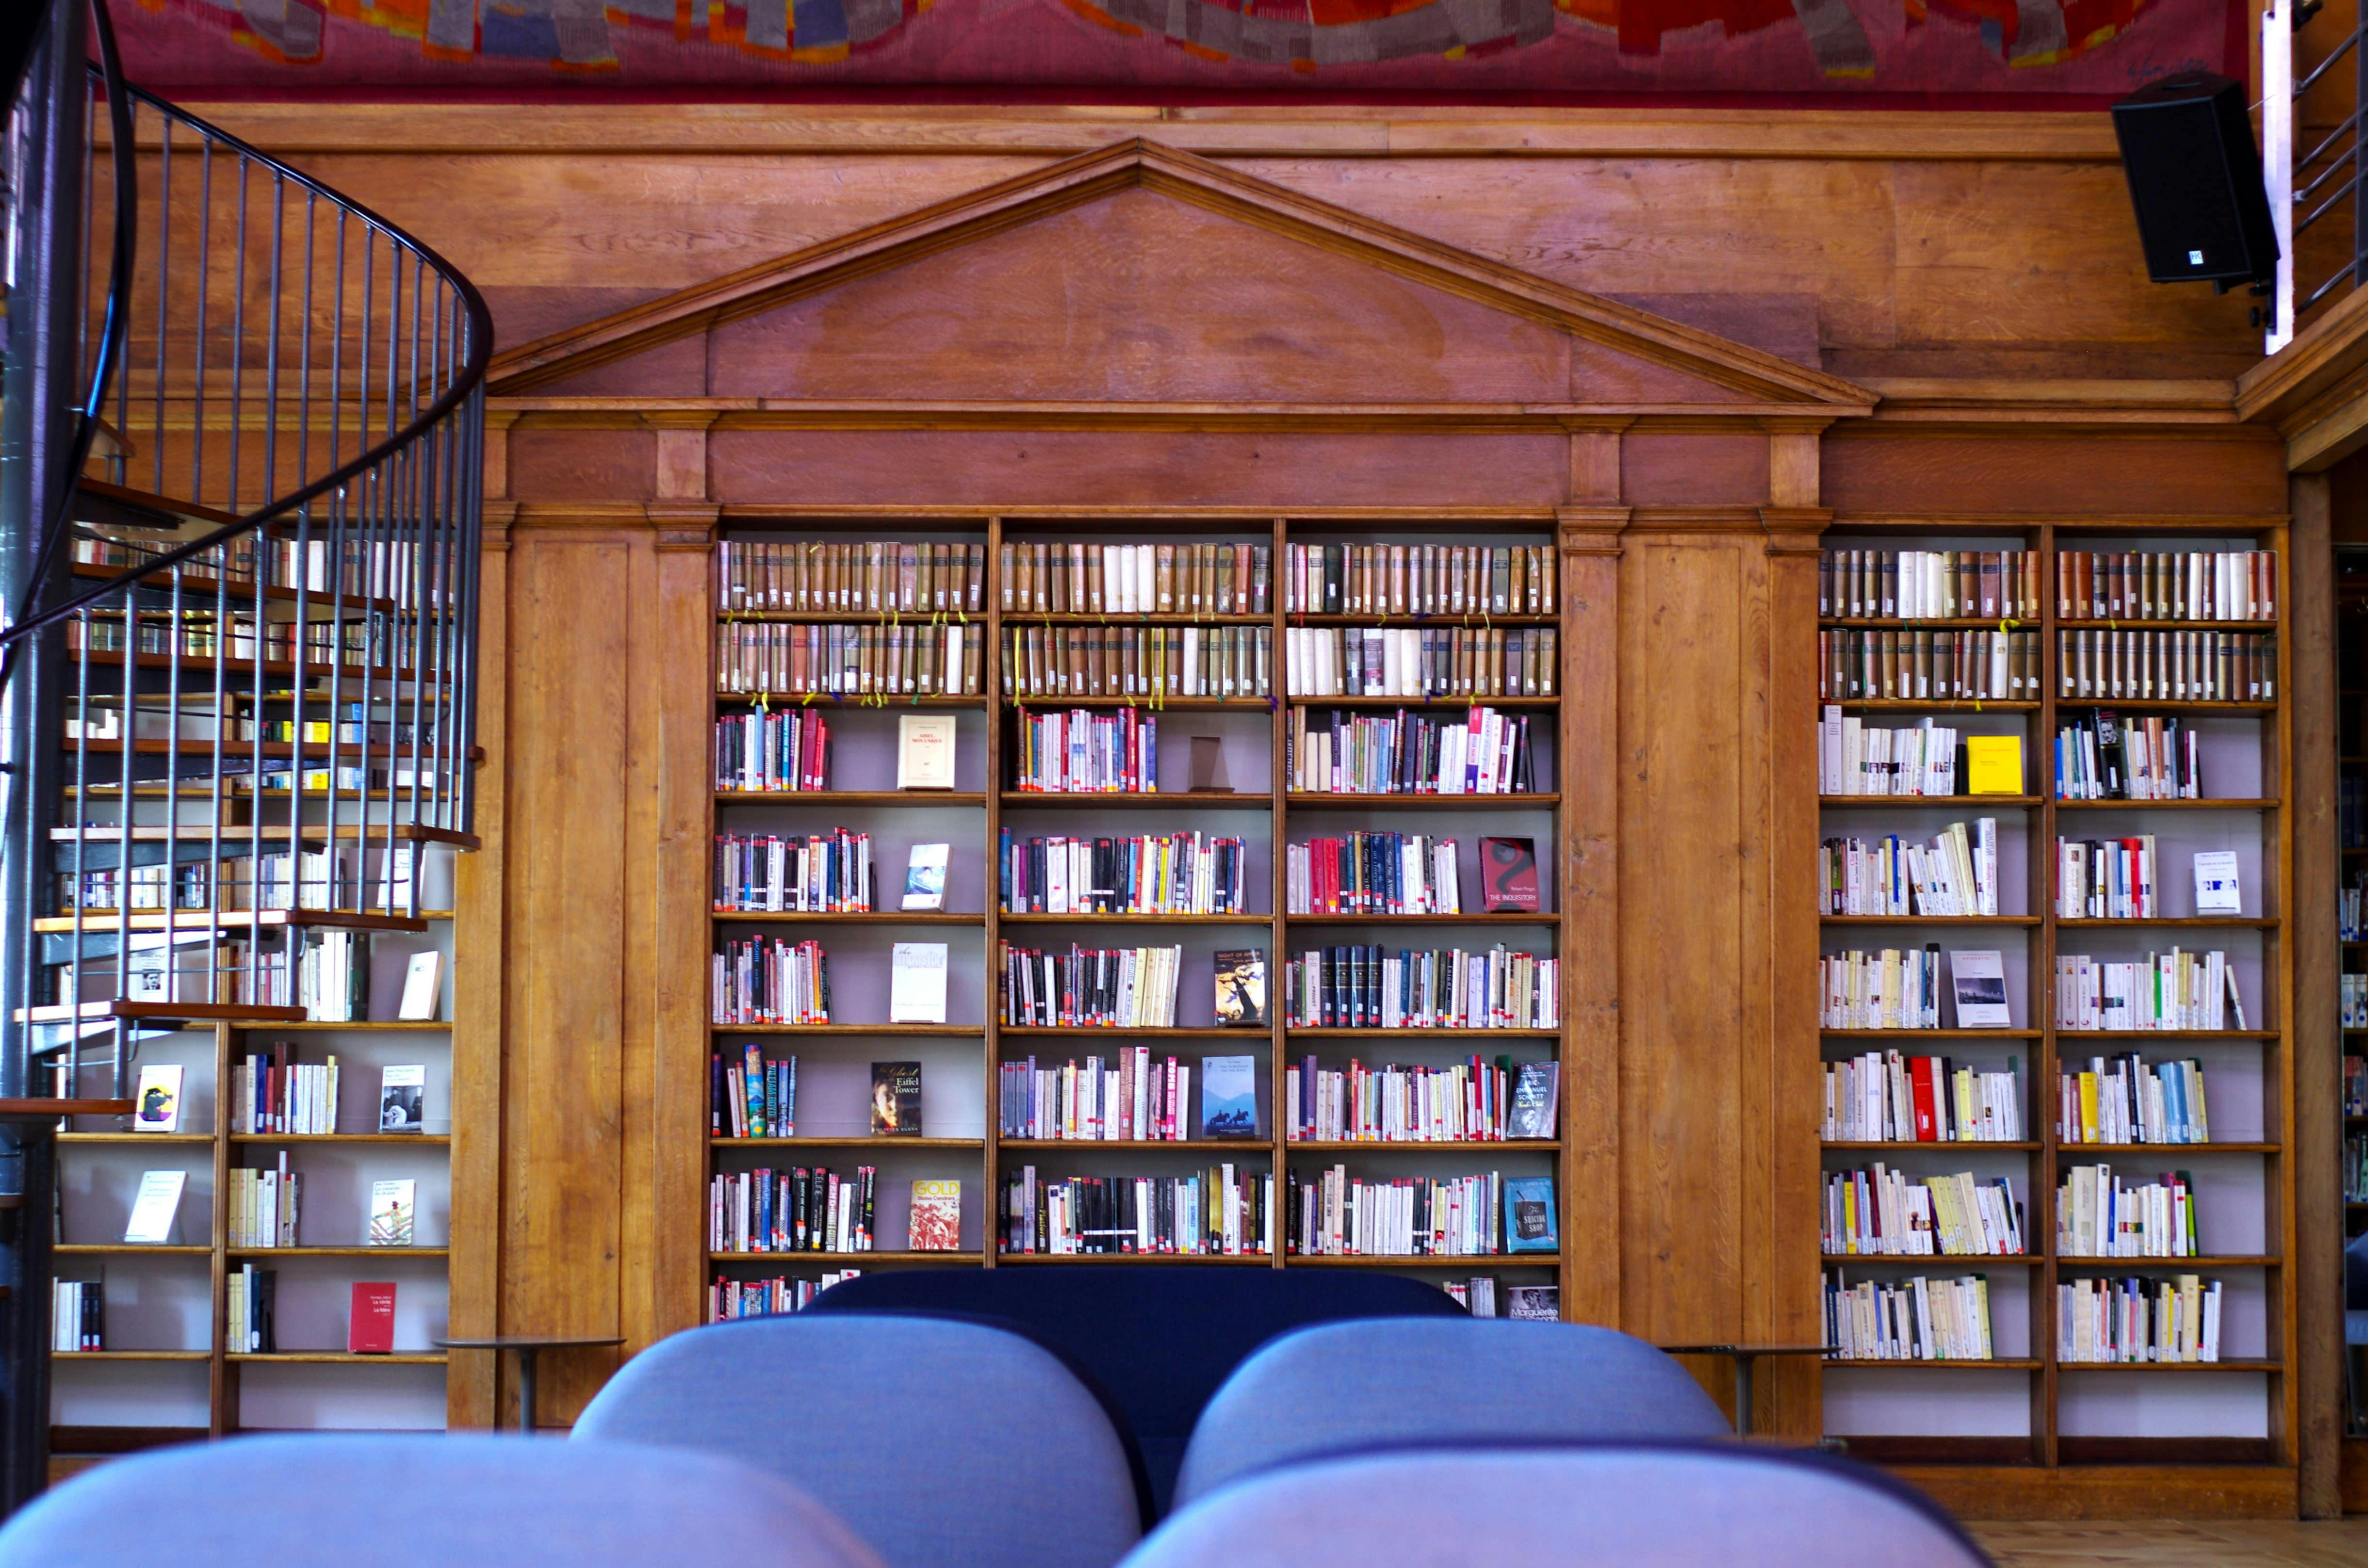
(1970, 1521, 2368, 1567)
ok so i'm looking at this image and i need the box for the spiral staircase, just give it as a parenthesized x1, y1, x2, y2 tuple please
(0, 0, 488, 1506)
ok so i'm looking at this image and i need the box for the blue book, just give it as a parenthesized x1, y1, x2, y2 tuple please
(1503, 1177, 1558, 1254)
(1200, 1054, 1258, 1139)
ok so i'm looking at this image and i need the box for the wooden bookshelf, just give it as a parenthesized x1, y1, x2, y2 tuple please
(705, 520, 1570, 1315)
(49, 1001, 459, 1441)
(1816, 521, 2295, 1471)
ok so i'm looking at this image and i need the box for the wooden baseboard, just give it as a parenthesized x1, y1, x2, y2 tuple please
(1888, 1464, 2299, 1520)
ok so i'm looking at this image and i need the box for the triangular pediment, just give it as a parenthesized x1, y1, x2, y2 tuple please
(488, 140, 1873, 414)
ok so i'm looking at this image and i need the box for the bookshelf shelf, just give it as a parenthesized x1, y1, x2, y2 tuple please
(1289, 1139, 1561, 1152)
(996, 1253, 1274, 1265)
(1821, 619, 2032, 631)
(227, 1352, 449, 1365)
(717, 791, 989, 807)
(2055, 699, 2277, 713)
(2054, 916, 2280, 929)
(1286, 792, 1559, 810)
(58, 1132, 212, 1146)
(1818, 915, 2041, 927)
(2057, 620, 2278, 632)
(2055, 1256, 2281, 1270)
(54, 1245, 209, 1257)
(1001, 1138, 1274, 1151)
(717, 694, 987, 711)
(2054, 798, 2281, 810)
(1823, 1253, 2039, 1265)
(713, 1135, 986, 1150)
(2058, 1359, 2284, 1372)
(2060, 1142, 2279, 1154)
(712, 911, 986, 925)
(2061, 1031, 2281, 1041)
(228, 1133, 452, 1146)
(52, 1350, 212, 1362)
(1825, 1358, 2044, 1370)
(1833, 700, 2041, 713)
(1820, 795, 2041, 808)
(226, 1247, 450, 1260)
(1822, 1141, 2042, 1152)
(708, 1250, 979, 1264)
(702, 519, 1571, 1325)
(1822, 1030, 2042, 1041)
(999, 792, 1272, 809)
(220, 1021, 454, 1032)
(1288, 1253, 1555, 1268)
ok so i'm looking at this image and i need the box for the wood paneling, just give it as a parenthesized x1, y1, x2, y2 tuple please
(1824, 432, 2290, 516)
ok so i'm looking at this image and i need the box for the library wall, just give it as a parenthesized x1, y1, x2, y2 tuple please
(165, 102, 2323, 1497)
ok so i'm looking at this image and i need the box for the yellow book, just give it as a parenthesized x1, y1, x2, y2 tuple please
(1964, 734, 2024, 795)
(2078, 1072, 2100, 1143)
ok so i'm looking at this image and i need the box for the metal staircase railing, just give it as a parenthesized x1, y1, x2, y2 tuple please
(0, 0, 488, 1505)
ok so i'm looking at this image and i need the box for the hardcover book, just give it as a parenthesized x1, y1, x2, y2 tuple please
(366, 1179, 416, 1247)
(133, 1064, 182, 1133)
(896, 714, 958, 791)
(1213, 949, 1267, 1027)
(347, 1282, 396, 1355)
(1199, 1055, 1258, 1139)
(902, 844, 950, 911)
(1480, 837, 1539, 913)
(1503, 1176, 1559, 1254)
(397, 951, 444, 1021)
(909, 1180, 962, 1250)
(870, 1061, 924, 1136)
(378, 1066, 425, 1134)
(1949, 950, 2012, 1029)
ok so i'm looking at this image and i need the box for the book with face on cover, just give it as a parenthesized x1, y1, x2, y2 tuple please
(908, 1180, 962, 1251)
(133, 1065, 183, 1133)
(870, 1061, 923, 1136)
(378, 1066, 425, 1134)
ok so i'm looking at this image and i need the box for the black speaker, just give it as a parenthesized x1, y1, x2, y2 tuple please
(2111, 71, 2279, 287)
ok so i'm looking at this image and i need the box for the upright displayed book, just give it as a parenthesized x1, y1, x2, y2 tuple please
(367, 1180, 417, 1247)
(870, 1063, 923, 1136)
(348, 1283, 396, 1355)
(1480, 838, 1539, 913)
(123, 1170, 186, 1245)
(888, 943, 948, 1024)
(897, 714, 958, 791)
(132, 1066, 182, 1132)
(1212, 950, 1267, 1027)
(1200, 1056, 1257, 1139)
(902, 844, 950, 910)
(909, 1181, 963, 1250)
(379, 1067, 425, 1134)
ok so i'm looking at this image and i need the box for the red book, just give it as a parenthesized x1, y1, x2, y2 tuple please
(1909, 1057, 1940, 1143)
(348, 1282, 396, 1354)
(1480, 837, 1540, 914)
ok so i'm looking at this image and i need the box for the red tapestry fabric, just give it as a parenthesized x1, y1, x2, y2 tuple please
(117, 0, 2236, 104)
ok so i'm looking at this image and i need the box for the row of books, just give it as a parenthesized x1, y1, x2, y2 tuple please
(1821, 1051, 2026, 1143)
(50, 1280, 103, 1352)
(2060, 1054, 2212, 1145)
(2058, 1164, 2199, 1258)
(1448, 1279, 1561, 1320)
(1290, 833, 1496, 917)
(716, 622, 983, 699)
(999, 831, 1251, 916)
(1818, 629, 2039, 703)
(1286, 1057, 1559, 1143)
(711, 938, 830, 1026)
(712, 830, 874, 914)
(1817, 819, 2000, 918)
(1287, 706, 1541, 796)
(2344, 882, 2367, 943)
(231, 1046, 342, 1136)
(716, 539, 988, 615)
(998, 1051, 1220, 1142)
(2055, 952, 2245, 1032)
(708, 1270, 860, 1322)
(1292, 1168, 1558, 1257)
(225, 1264, 277, 1353)
(1011, 708, 1156, 793)
(69, 608, 421, 673)
(2056, 630, 2274, 703)
(1002, 541, 1270, 617)
(1280, 627, 1558, 700)
(1278, 945, 1560, 1031)
(714, 708, 830, 793)
(707, 1166, 931, 1255)
(2060, 1275, 2223, 1363)
(2347, 977, 2368, 1030)
(1284, 543, 1555, 617)
(2058, 550, 2276, 624)
(1816, 715, 2023, 798)
(73, 530, 431, 604)
(2347, 1134, 2367, 1203)
(2346, 1055, 2368, 1115)
(997, 942, 1190, 1030)
(2054, 835, 2166, 920)
(1819, 947, 2008, 1032)
(227, 1158, 301, 1249)
(1001, 625, 1272, 701)
(1823, 1271, 1995, 1362)
(1002, 1166, 1273, 1256)
(1818, 548, 2041, 622)
(711, 1046, 798, 1138)
(2054, 712, 2205, 800)
(1823, 1166, 2027, 1257)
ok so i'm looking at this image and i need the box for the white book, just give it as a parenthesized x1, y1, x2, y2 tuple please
(1949, 950, 2012, 1029)
(889, 942, 949, 1025)
(896, 714, 958, 791)
(367, 1179, 417, 1247)
(2192, 851, 2241, 915)
(123, 1169, 187, 1245)
(397, 951, 444, 1022)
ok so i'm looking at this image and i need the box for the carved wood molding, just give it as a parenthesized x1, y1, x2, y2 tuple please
(486, 139, 1877, 413)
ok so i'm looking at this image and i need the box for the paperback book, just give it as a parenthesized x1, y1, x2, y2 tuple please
(1199, 1056, 1258, 1139)
(870, 1062, 923, 1136)
(1213, 950, 1267, 1027)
